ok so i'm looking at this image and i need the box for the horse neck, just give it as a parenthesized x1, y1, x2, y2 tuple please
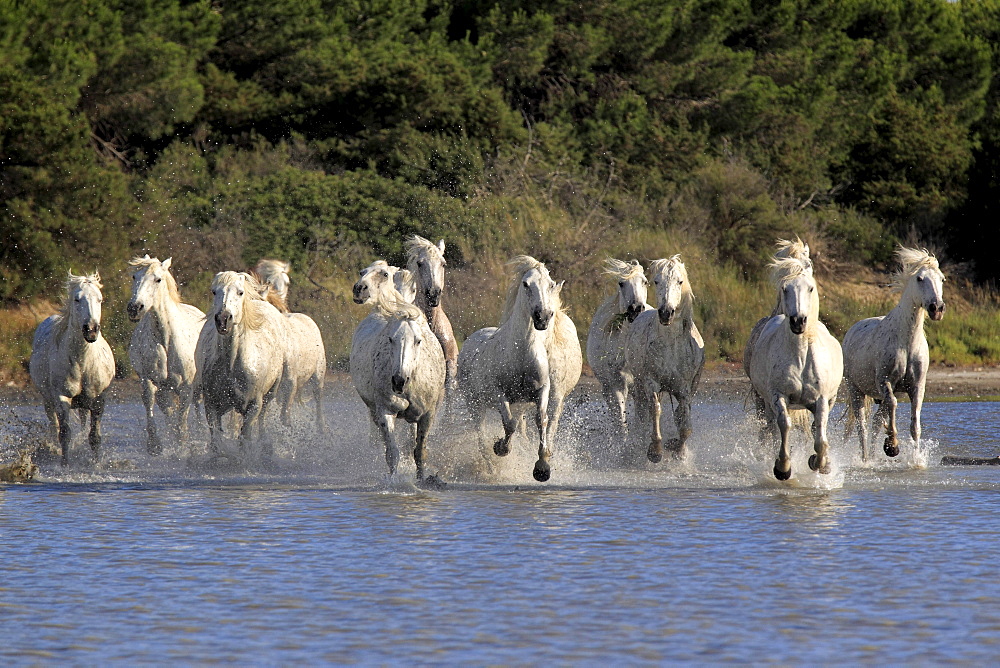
(885, 280, 927, 347)
(146, 287, 183, 341)
(500, 293, 547, 350)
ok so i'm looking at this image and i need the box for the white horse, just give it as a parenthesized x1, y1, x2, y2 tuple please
(747, 256, 843, 480)
(457, 256, 583, 482)
(278, 310, 326, 432)
(29, 271, 116, 465)
(127, 255, 205, 454)
(254, 258, 291, 304)
(350, 294, 446, 486)
(587, 258, 651, 438)
(352, 260, 415, 305)
(842, 246, 945, 461)
(406, 236, 459, 391)
(196, 271, 288, 458)
(624, 255, 705, 462)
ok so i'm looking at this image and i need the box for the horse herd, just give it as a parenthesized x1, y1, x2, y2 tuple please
(26, 236, 946, 485)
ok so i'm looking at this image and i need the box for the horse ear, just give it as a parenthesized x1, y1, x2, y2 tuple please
(554, 280, 565, 295)
(162, 257, 172, 270)
(437, 239, 445, 253)
(143, 253, 150, 260)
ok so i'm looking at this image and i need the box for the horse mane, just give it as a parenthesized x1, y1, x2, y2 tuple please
(255, 258, 290, 279)
(603, 258, 644, 282)
(649, 255, 695, 319)
(501, 255, 563, 324)
(54, 270, 102, 339)
(774, 237, 810, 263)
(892, 246, 943, 292)
(394, 268, 415, 297)
(210, 271, 269, 331)
(129, 255, 182, 304)
(373, 291, 424, 323)
(249, 270, 289, 312)
(405, 235, 446, 272)
(768, 256, 813, 288)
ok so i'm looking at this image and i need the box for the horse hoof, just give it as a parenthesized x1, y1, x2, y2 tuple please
(808, 454, 831, 474)
(532, 460, 551, 482)
(147, 440, 163, 457)
(418, 474, 447, 490)
(493, 440, 510, 457)
(883, 438, 900, 458)
(773, 460, 792, 481)
(647, 442, 663, 464)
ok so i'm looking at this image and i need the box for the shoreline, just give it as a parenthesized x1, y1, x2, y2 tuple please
(3, 364, 999, 406)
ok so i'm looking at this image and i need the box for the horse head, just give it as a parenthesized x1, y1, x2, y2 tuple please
(407, 236, 447, 308)
(605, 258, 648, 322)
(522, 266, 558, 331)
(649, 256, 690, 327)
(127, 256, 173, 322)
(771, 258, 816, 336)
(896, 247, 946, 321)
(211, 271, 257, 335)
(66, 271, 104, 343)
(354, 261, 395, 305)
(381, 303, 426, 394)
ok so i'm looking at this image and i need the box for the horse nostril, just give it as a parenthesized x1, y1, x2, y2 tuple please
(391, 374, 406, 392)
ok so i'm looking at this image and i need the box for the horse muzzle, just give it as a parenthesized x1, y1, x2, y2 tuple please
(424, 288, 441, 308)
(215, 312, 233, 335)
(352, 283, 367, 304)
(126, 301, 143, 322)
(789, 315, 807, 335)
(658, 307, 675, 326)
(928, 301, 946, 321)
(625, 304, 644, 322)
(391, 374, 407, 394)
(82, 323, 100, 343)
(532, 310, 553, 331)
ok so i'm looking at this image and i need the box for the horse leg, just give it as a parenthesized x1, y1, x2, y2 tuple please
(668, 391, 692, 459)
(374, 412, 399, 475)
(772, 396, 792, 481)
(56, 396, 73, 466)
(880, 381, 899, 457)
(808, 399, 832, 474)
(532, 383, 552, 482)
(280, 378, 297, 427)
(647, 390, 664, 464)
(909, 380, 925, 446)
(413, 413, 444, 489)
(846, 384, 869, 462)
(310, 375, 326, 434)
(239, 397, 263, 460)
(141, 379, 162, 455)
(88, 394, 106, 463)
(493, 398, 518, 457)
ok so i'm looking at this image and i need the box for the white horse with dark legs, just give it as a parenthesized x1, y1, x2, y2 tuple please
(406, 236, 459, 392)
(30, 272, 116, 466)
(457, 256, 583, 482)
(747, 256, 843, 480)
(352, 260, 415, 305)
(127, 255, 205, 454)
(196, 272, 288, 460)
(587, 258, 651, 439)
(842, 247, 945, 461)
(624, 256, 704, 463)
(350, 295, 446, 486)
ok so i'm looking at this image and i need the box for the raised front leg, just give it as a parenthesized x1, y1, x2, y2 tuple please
(374, 411, 399, 474)
(493, 397, 518, 457)
(533, 383, 552, 482)
(807, 398, 832, 474)
(88, 394, 106, 462)
(141, 379, 162, 455)
(772, 395, 792, 481)
(880, 381, 899, 457)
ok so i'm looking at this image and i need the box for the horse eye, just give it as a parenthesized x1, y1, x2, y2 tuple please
(416, 338, 422, 345)
(809, 286, 814, 293)
(679, 280, 684, 285)
(917, 276, 924, 282)
(238, 290, 244, 297)
(418, 261, 425, 268)
(156, 277, 162, 283)
(619, 281, 624, 287)
(523, 281, 529, 288)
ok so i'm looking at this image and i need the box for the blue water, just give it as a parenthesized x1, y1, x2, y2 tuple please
(1, 391, 999, 663)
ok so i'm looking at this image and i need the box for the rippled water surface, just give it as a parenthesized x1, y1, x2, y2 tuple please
(2, 389, 1000, 663)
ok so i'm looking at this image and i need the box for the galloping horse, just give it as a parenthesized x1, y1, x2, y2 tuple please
(842, 247, 945, 461)
(587, 258, 651, 439)
(30, 271, 116, 465)
(457, 256, 582, 482)
(196, 272, 288, 459)
(406, 236, 458, 391)
(624, 255, 705, 462)
(127, 255, 205, 454)
(746, 256, 843, 480)
(350, 294, 446, 486)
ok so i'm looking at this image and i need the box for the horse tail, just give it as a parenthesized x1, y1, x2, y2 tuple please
(841, 394, 873, 435)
